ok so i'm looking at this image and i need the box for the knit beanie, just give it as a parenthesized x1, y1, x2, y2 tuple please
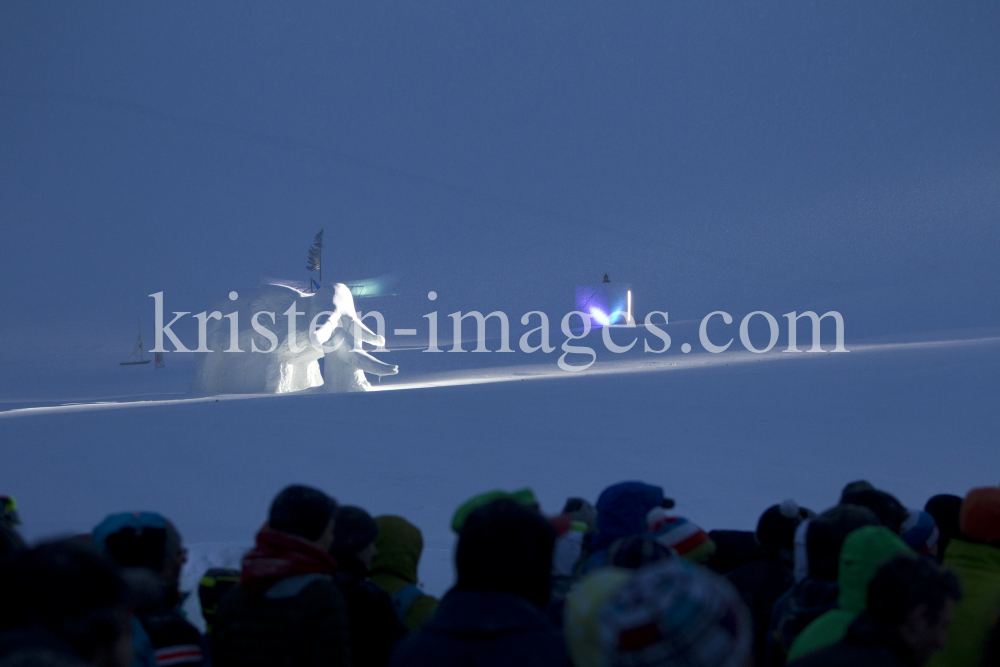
(924, 494, 963, 548)
(756, 500, 808, 550)
(598, 559, 752, 667)
(900, 509, 940, 555)
(92, 512, 176, 571)
(565, 568, 632, 667)
(451, 488, 538, 533)
(332, 506, 380, 556)
(840, 489, 909, 534)
(647, 509, 716, 563)
(960, 487, 1000, 543)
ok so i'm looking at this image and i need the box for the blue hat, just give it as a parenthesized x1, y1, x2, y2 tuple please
(900, 509, 939, 555)
(92, 511, 167, 549)
(92, 512, 170, 570)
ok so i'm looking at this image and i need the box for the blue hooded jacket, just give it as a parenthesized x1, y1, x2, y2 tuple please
(584, 482, 665, 571)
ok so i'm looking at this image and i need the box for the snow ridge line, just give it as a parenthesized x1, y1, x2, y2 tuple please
(2, 336, 998, 420)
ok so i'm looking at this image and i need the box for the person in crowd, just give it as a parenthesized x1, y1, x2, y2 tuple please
(330, 507, 407, 667)
(727, 500, 810, 667)
(839, 480, 875, 500)
(788, 526, 913, 661)
(0, 540, 133, 667)
(924, 495, 963, 564)
(789, 555, 961, 667)
(647, 508, 717, 563)
(564, 568, 632, 667)
(840, 487, 910, 534)
(390, 498, 570, 666)
(929, 486, 1000, 667)
(608, 535, 674, 570)
(767, 503, 882, 666)
(368, 516, 438, 631)
(0, 495, 26, 560)
(900, 510, 940, 557)
(582, 481, 672, 572)
(449, 488, 539, 533)
(706, 528, 760, 575)
(561, 498, 597, 534)
(597, 558, 753, 666)
(197, 569, 240, 636)
(547, 504, 592, 628)
(92, 512, 202, 667)
(210, 484, 351, 667)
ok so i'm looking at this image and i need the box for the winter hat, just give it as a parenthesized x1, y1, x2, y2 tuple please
(332, 506, 380, 556)
(92, 512, 178, 571)
(900, 509, 939, 555)
(924, 494, 963, 556)
(647, 509, 717, 563)
(592, 482, 669, 553)
(756, 500, 809, 550)
(960, 487, 1000, 543)
(451, 488, 538, 533)
(840, 488, 909, 534)
(565, 568, 632, 667)
(268, 484, 337, 542)
(609, 536, 675, 570)
(598, 559, 752, 667)
(839, 480, 875, 502)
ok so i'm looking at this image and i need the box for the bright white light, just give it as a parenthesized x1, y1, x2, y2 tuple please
(590, 308, 611, 326)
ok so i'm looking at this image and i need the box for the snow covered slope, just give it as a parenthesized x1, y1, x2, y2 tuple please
(2, 336, 998, 603)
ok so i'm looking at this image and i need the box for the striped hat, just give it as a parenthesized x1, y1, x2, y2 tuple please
(900, 509, 940, 555)
(647, 508, 716, 563)
(598, 559, 752, 667)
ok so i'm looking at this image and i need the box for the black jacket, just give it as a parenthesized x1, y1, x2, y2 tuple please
(389, 589, 572, 667)
(211, 574, 351, 667)
(726, 546, 795, 666)
(125, 567, 204, 666)
(334, 555, 408, 667)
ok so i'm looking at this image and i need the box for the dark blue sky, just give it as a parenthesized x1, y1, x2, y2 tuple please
(2, 2, 998, 364)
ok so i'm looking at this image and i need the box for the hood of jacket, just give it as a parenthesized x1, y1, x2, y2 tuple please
(240, 526, 339, 595)
(592, 481, 665, 552)
(837, 526, 912, 613)
(369, 515, 423, 585)
(787, 526, 911, 662)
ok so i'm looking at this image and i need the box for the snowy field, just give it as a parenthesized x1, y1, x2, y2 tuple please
(2, 334, 998, 629)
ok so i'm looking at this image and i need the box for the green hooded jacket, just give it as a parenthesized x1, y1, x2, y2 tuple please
(787, 525, 912, 661)
(368, 515, 439, 630)
(927, 538, 1000, 667)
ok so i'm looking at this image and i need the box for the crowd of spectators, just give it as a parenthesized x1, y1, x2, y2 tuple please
(1, 479, 998, 667)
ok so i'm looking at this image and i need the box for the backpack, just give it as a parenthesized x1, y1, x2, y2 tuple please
(391, 584, 425, 623)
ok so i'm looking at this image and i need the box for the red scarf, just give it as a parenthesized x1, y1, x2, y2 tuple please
(241, 526, 339, 595)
